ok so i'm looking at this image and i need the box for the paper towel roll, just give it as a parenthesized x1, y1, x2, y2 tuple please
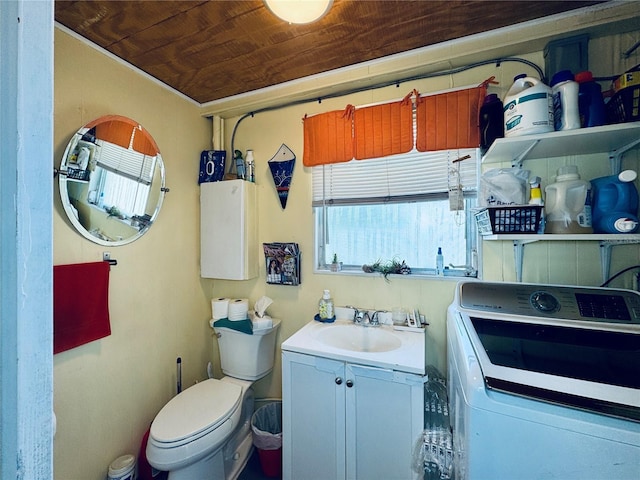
(211, 297, 230, 320)
(228, 298, 249, 320)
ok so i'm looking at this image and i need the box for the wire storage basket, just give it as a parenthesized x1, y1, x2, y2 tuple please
(475, 205, 543, 235)
(607, 65, 640, 124)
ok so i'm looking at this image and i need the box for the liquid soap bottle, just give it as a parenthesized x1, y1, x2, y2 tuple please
(318, 289, 334, 321)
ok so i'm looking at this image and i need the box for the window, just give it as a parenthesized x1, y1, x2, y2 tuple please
(313, 148, 479, 277)
(86, 140, 156, 218)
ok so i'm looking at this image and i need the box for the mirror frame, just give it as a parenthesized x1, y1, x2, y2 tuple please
(58, 115, 166, 246)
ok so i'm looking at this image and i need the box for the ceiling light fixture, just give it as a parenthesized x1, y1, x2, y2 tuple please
(264, 0, 333, 25)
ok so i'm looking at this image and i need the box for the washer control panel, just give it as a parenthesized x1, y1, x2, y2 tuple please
(459, 282, 640, 325)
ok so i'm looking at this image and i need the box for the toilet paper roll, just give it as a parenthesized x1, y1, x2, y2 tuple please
(211, 298, 230, 320)
(228, 298, 249, 321)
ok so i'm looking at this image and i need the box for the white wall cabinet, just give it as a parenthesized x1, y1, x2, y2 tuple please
(480, 122, 640, 282)
(200, 180, 258, 279)
(282, 350, 425, 480)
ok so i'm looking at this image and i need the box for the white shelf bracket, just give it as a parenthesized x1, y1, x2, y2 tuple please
(600, 239, 640, 284)
(511, 140, 539, 169)
(513, 241, 525, 282)
(609, 137, 640, 175)
(599, 241, 613, 285)
(512, 239, 538, 282)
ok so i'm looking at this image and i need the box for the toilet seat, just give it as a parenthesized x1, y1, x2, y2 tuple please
(150, 378, 242, 447)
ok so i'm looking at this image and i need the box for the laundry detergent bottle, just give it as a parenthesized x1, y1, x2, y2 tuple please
(503, 74, 554, 137)
(591, 170, 639, 234)
(551, 70, 580, 131)
(544, 165, 593, 234)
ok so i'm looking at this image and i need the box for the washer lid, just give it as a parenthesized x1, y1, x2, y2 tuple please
(150, 378, 242, 444)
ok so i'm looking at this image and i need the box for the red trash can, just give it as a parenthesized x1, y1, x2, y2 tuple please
(251, 402, 282, 478)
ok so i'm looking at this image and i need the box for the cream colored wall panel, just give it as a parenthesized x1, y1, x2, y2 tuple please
(54, 29, 212, 480)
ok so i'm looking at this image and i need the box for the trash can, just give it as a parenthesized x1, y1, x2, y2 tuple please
(107, 454, 136, 480)
(251, 401, 282, 478)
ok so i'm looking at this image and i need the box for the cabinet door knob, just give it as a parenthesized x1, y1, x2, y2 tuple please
(346, 379, 354, 388)
(335, 377, 343, 385)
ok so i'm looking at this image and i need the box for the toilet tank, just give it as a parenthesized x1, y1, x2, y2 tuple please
(215, 320, 281, 381)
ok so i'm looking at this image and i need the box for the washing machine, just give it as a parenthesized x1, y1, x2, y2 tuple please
(447, 281, 640, 480)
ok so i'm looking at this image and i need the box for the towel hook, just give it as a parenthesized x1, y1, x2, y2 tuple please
(102, 252, 117, 266)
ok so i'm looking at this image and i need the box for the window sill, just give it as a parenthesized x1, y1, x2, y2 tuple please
(314, 267, 476, 280)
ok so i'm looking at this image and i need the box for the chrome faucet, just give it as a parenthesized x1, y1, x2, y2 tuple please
(348, 307, 383, 327)
(369, 310, 383, 326)
(352, 307, 369, 325)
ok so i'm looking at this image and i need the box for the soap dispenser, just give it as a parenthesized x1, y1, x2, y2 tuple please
(318, 289, 334, 320)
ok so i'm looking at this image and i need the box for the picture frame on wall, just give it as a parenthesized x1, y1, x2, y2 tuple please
(263, 242, 301, 286)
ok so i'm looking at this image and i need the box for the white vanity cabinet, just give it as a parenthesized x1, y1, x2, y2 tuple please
(282, 350, 425, 480)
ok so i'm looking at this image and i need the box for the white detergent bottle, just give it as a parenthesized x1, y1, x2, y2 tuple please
(551, 70, 580, 131)
(544, 165, 593, 234)
(503, 74, 554, 137)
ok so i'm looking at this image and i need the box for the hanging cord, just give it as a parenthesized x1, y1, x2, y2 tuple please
(600, 265, 640, 288)
(230, 56, 544, 156)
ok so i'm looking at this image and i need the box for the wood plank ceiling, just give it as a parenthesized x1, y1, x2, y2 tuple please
(55, 0, 603, 104)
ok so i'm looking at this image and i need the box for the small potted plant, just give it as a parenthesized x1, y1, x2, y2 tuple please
(330, 253, 342, 272)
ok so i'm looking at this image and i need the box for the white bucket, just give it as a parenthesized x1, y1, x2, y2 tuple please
(503, 76, 554, 137)
(107, 454, 136, 480)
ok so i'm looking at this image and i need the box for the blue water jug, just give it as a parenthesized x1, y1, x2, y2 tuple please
(591, 170, 639, 234)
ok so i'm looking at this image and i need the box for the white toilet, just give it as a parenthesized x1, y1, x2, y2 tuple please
(146, 319, 281, 480)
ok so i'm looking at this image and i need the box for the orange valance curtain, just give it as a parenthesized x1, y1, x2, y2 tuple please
(416, 84, 486, 152)
(302, 106, 355, 167)
(354, 91, 414, 160)
(86, 115, 159, 157)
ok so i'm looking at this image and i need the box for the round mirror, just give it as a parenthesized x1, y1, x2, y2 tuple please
(58, 115, 166, 246)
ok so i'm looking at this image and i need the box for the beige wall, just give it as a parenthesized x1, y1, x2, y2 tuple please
(211, 35, 640, 403)
(54, 22, 640, 480)
(54, 29, 213, 479)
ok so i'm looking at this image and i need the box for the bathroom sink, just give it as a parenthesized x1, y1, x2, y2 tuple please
(281, 319, 426, 374)
(314, 324, 402, 352)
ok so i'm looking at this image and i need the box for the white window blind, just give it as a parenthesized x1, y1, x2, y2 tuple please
(96, 141, 156, 185)
(312, 148, 478, 206)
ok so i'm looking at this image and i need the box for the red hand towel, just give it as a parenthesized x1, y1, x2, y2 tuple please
(54, 261, 111, 354)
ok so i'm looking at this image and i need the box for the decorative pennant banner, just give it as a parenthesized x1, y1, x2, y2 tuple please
(268, 144, 296, 209)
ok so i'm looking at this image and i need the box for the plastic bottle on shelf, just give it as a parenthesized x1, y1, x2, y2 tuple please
(435, 247, 444, 276)
(234, 150, 246, 180)
(318, 289, 334, 320)
(544, 165, 593, 234)
(528, 176, 545, 234)
(503, 74, 554, 137)
(479, 93, 504, 153)
(590, 170, 639, 234)
(575, 71, 606, 128)
(551, 70, 580, 131)
(245, 150, 255, 183)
